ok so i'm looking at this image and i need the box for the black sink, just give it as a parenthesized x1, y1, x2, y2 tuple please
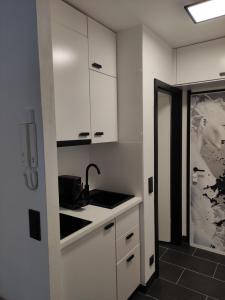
(60, 213, 92, 240)
(88, 190, 134, 209)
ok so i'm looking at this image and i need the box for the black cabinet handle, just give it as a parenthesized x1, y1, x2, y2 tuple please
(79, 132, 90, 137)
(92, 62, 102, 69)
(104, 222, 114, 230)
(126, 232, 134, 240)
(127, 254, 135, 263)
(94, 132, 104, 137)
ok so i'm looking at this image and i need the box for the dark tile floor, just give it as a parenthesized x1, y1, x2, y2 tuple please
(130, 242, 225, 300)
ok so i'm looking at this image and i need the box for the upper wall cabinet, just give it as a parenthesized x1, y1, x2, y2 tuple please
(177, 37, 225, 85)
(51, 0, 87, 36)
(90, 70, 118, 143)
(88, 18, 117, 77)
(51, 1, 91, 142)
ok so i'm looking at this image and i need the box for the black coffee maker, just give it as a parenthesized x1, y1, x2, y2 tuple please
(58, 175, 84, 209)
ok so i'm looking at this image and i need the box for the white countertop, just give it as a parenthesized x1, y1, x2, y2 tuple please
(60, 196, 142, 250)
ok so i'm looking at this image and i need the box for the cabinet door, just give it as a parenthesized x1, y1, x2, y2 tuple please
(90, 70, 118, 143)
(117, 245, 140, 300)
(61, 222, 117, 300)
(50, 0, 87, 36)
(52, 22, 91, 141)
(177, 38, 225, 84)
(88, 18, 117, 77)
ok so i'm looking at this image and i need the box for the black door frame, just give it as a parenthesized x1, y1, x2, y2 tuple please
(154, 79, 183, 277)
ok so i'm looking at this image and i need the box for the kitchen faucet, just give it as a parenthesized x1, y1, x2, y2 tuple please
(84, 163, 101, 197)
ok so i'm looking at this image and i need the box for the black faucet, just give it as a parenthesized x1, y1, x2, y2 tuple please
(84, 163, 101, 197)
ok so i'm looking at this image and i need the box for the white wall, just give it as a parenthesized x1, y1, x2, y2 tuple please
(0, 1, 59, 299)
(142, 24, 176, 282)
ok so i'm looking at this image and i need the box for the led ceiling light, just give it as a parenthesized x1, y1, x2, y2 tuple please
(185, 0, 225, 23)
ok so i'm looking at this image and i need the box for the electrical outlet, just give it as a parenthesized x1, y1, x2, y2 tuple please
(148, 177, 153, 194)
(149, 255, 154, 266)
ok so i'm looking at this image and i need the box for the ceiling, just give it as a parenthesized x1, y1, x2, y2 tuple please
(67, 0, 225, 48)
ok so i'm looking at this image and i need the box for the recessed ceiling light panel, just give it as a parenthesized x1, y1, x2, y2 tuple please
(185, 0, 225, 23)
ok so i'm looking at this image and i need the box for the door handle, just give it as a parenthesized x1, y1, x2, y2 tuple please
(193, 167, 205, 172)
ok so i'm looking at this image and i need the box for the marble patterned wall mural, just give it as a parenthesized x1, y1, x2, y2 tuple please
(190, 91, 225, 253)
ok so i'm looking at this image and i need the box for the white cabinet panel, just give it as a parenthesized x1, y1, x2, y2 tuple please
(52, 22, 91, 141)
(51, 0, 87, 36)
(61, 222, 117, 300)
(88, 18, 117, 77)
(116, 206, 139, 239)
(117, 245, 140, 300)
(177, 38, 225, 84)
(116, 225, 140, 262)
(90, 71, 118, 143)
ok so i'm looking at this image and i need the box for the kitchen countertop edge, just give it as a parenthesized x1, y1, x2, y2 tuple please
(60, 196, 142, 250)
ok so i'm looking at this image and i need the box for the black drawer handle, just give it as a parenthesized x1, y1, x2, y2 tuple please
(92, 62, 102, 69)
(104, 222, 114, 230)
(126, 233, 134, 240)
(127, 254, 135, 263)
(79, 132, 90, 137)
(219, 72, 225, 77)
(94, 132, 104, 137)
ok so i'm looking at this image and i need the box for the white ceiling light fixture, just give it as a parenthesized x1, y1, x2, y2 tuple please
(185, 0, 225, 23)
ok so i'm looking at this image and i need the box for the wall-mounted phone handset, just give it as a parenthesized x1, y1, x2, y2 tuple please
(20, 109, 38, 191)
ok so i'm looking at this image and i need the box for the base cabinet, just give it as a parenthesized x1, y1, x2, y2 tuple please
(60, 205, 140, 300)
(117, 245, 140, 300)
(61, 222, 117, 300)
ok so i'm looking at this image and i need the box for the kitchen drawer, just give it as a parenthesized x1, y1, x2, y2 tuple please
(117, 245, 140, 300)
(116, 225, 139, 262)
(116, 206, 139, 239)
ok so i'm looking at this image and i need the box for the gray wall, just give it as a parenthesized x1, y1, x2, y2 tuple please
(0, 1, 52, 299)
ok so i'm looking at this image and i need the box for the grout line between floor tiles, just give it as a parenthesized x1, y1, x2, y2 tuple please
(159, 258, 225, 283)
(212, 263, 219, 278)
(159, 247, 168, 260)
(176, 268, 185, 285)
(137, 291, 158, 300)
(178, 282, 219, 300)
(165, 247, 222, 267)
(193, 253, 225, 266)
(192, 248, 197, 256)
(161, 277, 211, 299)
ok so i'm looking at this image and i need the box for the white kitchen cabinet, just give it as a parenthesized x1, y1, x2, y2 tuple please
(177, 37, 225, 85)
(51, 0, 87, 36)
(61, 222, 117, 300)
(88, 18, 117, 77)
(52, 21, 91, 142)
(117, 245, 140, 300)
(116, 206, 140, 300)
(90, 70, 118, 143)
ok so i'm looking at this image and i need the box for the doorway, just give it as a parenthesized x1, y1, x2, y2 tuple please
(154, 79, 183, 276)
(187, 89, 225, 255)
